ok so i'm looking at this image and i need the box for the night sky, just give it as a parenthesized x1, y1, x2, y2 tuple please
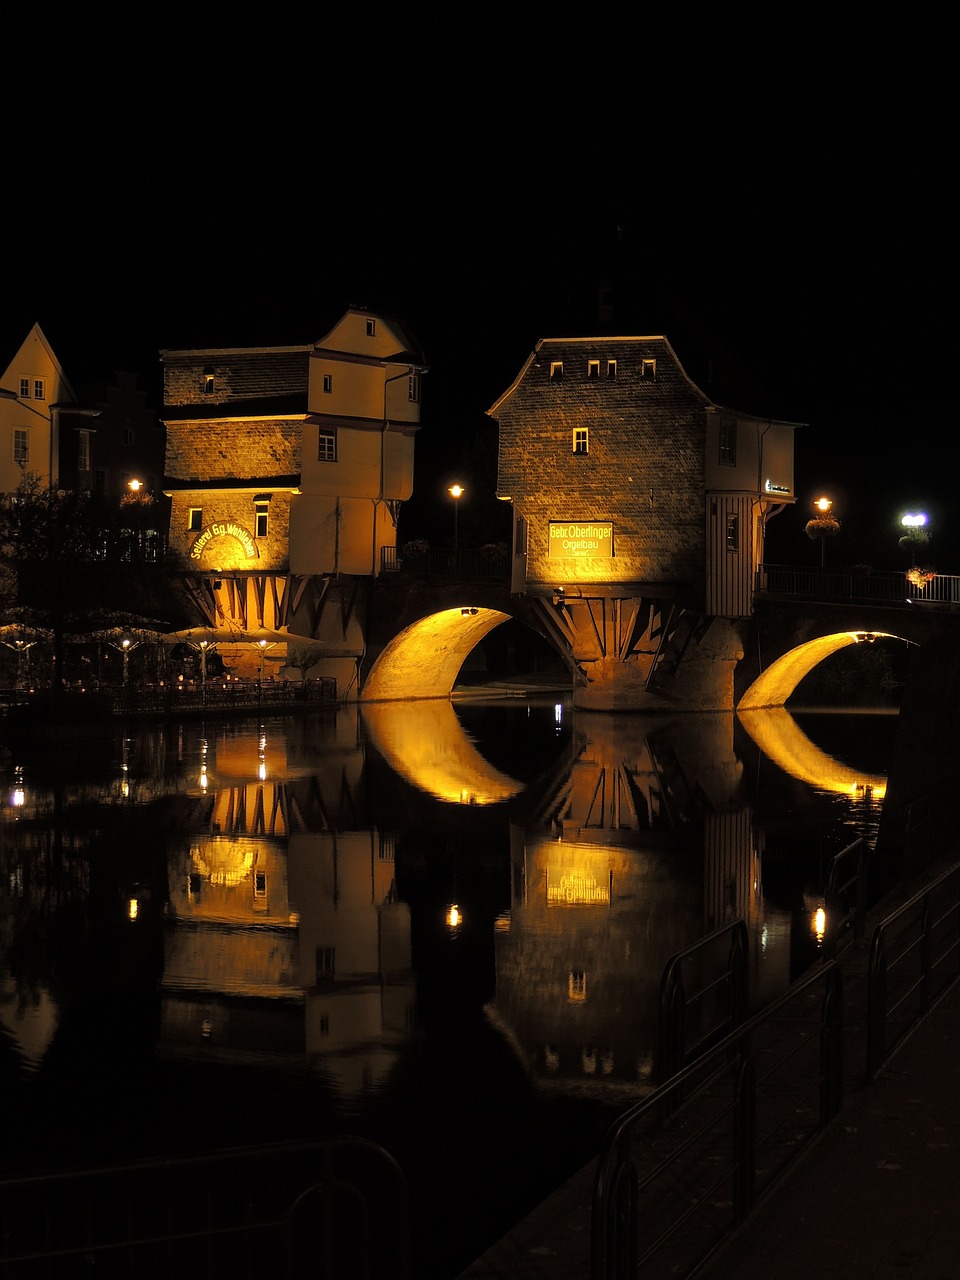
(5, 53, 954, 572)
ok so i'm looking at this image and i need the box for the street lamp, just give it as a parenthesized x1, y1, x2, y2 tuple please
(805, 496, 840, 571)
(899, 512, 929, 566)
(449, 484, 464, 567)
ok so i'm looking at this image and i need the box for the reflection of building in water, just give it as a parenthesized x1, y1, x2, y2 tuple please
(493, 713, 791, 1090)
(160, 721, 414, 1099)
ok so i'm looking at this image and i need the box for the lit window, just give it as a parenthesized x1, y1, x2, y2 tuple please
(366, 318, 376, 337)
(408, 374, 420, 402)
(78, 430, 91, 472)
(203, 369, 215, 394)
(573, 428, 589, 455)
(322, 373, 332, 393)
(13, 428, 28, 465)
(606, 360, 617, 378)
(33, 378, 45, 400)
(318, 428, 337, 462)
(587, 359, 600, 378)
(640, 359, 656, 379)
(568, 970, 587, 1002)
(188, 508, 203, 532)
(726, 513, 740, 553)
(18, 378, 29, 398)
(720, 420, 737, 466)
(255, 502, 268, 538)
(550, 361, 563, 380)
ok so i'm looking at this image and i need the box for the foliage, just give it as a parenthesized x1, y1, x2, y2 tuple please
(804, 516, 840, 540)
(905, 567, 936, 588)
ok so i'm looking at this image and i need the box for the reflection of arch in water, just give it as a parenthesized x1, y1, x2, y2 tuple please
(737, 706, 886, 798)
(360, 700, 524, 805)
(738, 631, 902, 710)
(362, 607, 513, 701)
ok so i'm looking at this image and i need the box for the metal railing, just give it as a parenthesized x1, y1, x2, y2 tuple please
(757, 563, 960, 606)
(593, 959, 843, 1280)
(380, 546, 509, 579)
(657, 920, 749, 1088)
(866, 860, 960, 1082)
(822, 837, 869, 959)
(0, 1137, 411, 1280)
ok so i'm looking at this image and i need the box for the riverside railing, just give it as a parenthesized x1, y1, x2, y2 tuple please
(592, 958, 844, 1280)
(380, 546, 509, 579)
(866, 859, 960, 1082)
(0, 1137, 412, 1280)
(756, 563, 960, 605)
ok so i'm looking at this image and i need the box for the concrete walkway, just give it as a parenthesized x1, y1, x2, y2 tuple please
(457, 860, 960, 1280)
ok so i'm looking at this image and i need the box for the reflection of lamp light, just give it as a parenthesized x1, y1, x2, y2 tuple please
(10, 766, 25, 807)
(446, 903, 462, 931)
(813, 903, 827, 944)
(128, 897, 139, 921)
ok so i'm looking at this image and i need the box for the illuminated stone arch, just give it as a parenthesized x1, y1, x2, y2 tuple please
(361, 606, 514, 701)
(737, 630, 903, 710)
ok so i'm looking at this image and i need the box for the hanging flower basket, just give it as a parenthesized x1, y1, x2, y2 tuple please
(906, 567, 936, 588)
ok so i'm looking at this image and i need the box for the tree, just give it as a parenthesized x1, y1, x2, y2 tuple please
(0, 474, 185, 695)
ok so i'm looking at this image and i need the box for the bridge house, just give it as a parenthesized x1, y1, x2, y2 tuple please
(488, 336, 802, 710)
(161, 308, 426, 687)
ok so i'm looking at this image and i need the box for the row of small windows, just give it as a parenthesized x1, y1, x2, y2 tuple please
(549, 358, 656, 381)
(19, 377, 45, 401)
(188, 499, 270, 537)
(571, 422, 737, 463)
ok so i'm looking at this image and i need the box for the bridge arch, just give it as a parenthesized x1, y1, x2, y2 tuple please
(737, 630, 904, 710)
(361, 606, 517, 701)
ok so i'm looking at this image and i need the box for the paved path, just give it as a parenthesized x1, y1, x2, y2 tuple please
(457, 860, 960, 1280)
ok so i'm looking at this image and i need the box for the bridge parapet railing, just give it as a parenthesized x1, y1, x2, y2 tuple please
(756, 563, 960, 606)
(380, 546, 509, 579)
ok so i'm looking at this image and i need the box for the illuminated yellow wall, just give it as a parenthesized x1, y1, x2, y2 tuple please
(0, 323, 76, 492)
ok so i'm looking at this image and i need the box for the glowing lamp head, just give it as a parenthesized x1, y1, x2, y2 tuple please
(445, 903, 462, 930)
(449, 484, 464, 500)
(901, 512, 927, 528)
(814, 496, 833, 514)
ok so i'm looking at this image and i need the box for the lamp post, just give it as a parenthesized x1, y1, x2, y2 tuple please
(899, 512, 929, 567)
(449, 484, 464, 569)
(805, 496, 840, 572)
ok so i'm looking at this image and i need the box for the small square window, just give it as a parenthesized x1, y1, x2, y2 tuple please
(33, 379, 45, 400)
(318, 428, 337, 462)
(573, 428, 589, 455)
(640, 359, 656, 379)
(188, 508, 203, 532)
(366, 318, 376, 337)
(19, 378, 29, 398)
(322, 373, 332, 393)
(550, 361, 563, 380)
(587, 360, 600, 379)
(607, 360, 617, 379)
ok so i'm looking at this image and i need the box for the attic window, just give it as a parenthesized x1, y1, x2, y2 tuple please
(255, 501, 269, 538)
(203, 368, 215, 394)
(587, 360, 600, 379)
(640, 359, 656, 379)
(607, 360, 617, 379)
(573, 428, 589, 455)
(550, 361, 563, 380)
(366, 318, 376, 337)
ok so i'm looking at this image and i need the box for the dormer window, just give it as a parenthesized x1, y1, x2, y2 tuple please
(550, 361, 563, 380)
(640, 359, 656, 379)
(587, 360, 600, 379)
(366, 318, 376, 337)
(203, 368, 215, 394)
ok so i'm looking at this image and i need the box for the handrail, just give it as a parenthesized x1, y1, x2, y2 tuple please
(756, 563, 960, 606)
(657, 919, 749, 1086)
(823, 838, 869, 959)
(866, 860, 960, 1082)
(593, 959, 843, 1280)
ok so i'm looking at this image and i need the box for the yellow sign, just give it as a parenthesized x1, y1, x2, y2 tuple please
(190, 522, 257, 561)
(548, 521, 613, 559)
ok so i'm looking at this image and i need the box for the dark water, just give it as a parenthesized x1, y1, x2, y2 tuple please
(0, 698, 896, 1278)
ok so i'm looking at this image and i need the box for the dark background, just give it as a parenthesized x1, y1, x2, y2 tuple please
(4, 31, 953, 573)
